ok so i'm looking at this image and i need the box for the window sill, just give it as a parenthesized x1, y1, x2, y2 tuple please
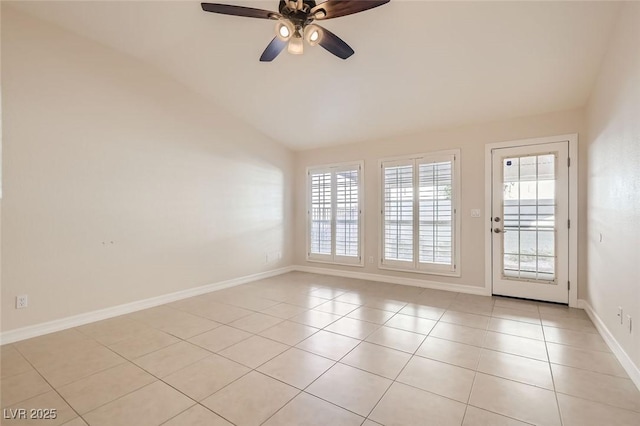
(306, 258, 365, 268)
(378, 264, 461, 278)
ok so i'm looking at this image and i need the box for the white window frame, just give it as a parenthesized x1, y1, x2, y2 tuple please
(307, 161, 364, 267)
(379, 149, 461, 277)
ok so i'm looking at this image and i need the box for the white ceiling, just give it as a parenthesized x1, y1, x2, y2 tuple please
(10, 1, 621, 150)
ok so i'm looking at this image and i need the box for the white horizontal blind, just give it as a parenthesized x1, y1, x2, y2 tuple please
(418, 159, 454, 266)
(383, 163, 414, 263)
(335, 168, 360, 258)
(310, 171, 332, 255)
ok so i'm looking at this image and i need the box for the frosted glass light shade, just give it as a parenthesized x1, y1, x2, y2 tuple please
(275, 21, 294, 41)
(305, 25, 321, 46)
(288, 36, 304, 55)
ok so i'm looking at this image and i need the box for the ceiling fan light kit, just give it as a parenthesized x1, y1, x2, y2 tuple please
(201, 0, 390, 61)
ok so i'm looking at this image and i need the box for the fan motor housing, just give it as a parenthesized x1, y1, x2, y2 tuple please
(278, 1, 317, 13)
(279, 1, 318, 28)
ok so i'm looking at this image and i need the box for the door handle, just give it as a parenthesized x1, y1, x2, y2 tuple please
(493, 228, 504, 233)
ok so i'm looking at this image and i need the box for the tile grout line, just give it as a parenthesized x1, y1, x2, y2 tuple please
(11, 343, 85, 424)
(361, 320, 431, 422)
(254, 387, 304, 425)
(78, 312, 286, 424)
(70, 340, 203, 421)
(539, 303, 566, 426)
(157, 403, 237, 426)
(6, 275, 635, 425)
(459, 314, 486, 425)
(273, 312, 412, 422)
(195, 284, 629, 421)
(69, 313, 260, 423)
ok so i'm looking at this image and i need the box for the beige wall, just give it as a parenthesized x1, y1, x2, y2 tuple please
(1, 7, 293, 332)
(5, 3, 633, 361)
(585, 2, 640, 367)
(295, 109, 586, 291)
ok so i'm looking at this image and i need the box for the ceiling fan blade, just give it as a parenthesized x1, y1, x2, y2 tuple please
(260, 37, 288, 62)
(317, 26, 354, 59)
(311, 0, 390, 20)
(201, 3, 280, 20)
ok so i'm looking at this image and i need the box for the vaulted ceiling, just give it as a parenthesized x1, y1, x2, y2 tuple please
(9, 1, 621, 150)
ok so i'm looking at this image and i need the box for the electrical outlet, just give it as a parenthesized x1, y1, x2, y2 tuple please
(627, 315, 632, 333)
(618, 306, 623, 324)
(471, 209, 481, 218)
(368, 256, 374, 264)
(16, 295, 28, 309)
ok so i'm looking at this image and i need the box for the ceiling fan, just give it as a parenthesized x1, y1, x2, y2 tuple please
(201, 0, 390, 61)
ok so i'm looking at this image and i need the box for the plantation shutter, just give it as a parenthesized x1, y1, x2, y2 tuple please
(383, 161, 414, 264)
(418, 157, 454, 267)
(381, 153, 457, 274)
(310, 171, 332, 255)
(335, 167, 360, 259)
(308, 163, 362, 265)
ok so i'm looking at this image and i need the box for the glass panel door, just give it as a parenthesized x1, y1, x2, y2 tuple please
(492, 142, 569, 304)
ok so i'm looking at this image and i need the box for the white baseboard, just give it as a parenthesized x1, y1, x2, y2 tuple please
(0, 266, 294, 345)
(292, 265, 490, 296)
(0, 265, 493, 345)
(578, 299, 640, 390)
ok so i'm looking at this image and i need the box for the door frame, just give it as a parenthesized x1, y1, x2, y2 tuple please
(484, 134, 578, 307)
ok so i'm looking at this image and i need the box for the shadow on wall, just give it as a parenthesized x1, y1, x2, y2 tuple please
(1, 6, 293, 331)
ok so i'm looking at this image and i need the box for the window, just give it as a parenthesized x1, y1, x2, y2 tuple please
(381, 150, 460, 275)
(308, 163, 363, 265)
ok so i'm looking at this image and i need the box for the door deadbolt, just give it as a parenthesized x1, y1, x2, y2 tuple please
(494, 217, 501, 222)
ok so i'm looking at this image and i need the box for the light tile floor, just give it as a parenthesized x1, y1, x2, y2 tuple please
(2, 272, 640, 425)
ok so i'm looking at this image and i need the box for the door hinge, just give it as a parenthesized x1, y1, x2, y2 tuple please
(567, 157, 571, 167)
(568, 219, 571, 229)
(568, 281, 570, 290)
